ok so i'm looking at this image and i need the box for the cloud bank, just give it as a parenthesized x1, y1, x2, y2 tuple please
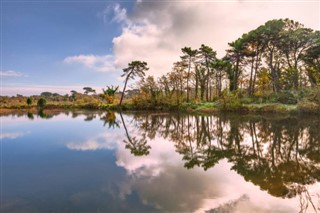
(109, 0, 319, 77)
(63, 0, 319, 82)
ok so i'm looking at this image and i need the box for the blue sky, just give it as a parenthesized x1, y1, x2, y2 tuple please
(1, 0, 319, 96)
(1, 1, 132, 95)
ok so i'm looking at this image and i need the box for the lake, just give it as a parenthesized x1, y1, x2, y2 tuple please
(1, 110, 320, 212)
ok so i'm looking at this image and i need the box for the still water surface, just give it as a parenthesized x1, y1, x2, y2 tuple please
(1, 111, 320, 212)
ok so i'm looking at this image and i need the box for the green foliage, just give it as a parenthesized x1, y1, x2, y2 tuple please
(37, 98, 47, 108)
(257, 104, 288, 113)
(83, 87, 96, 95)
(120, 60, 149, 106)
(191, 102, 217, 112)
(217, 90, 246, 111)
(81, 102, 99, 109)
(276, 91, 298, 105)
(26, 97, 33, 106)
(131, 92, 157, 110)
(40, 92, 53, 97)
(103, 86, 119, 96)
(101, 86, 119, 104)
(297, 99, 320, 113)
(240, 97, 255, 104)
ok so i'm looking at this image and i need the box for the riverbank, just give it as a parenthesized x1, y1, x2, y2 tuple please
(1, 101, 319, 116)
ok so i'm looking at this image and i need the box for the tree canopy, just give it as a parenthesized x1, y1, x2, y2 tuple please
(124, 19, 320, 106)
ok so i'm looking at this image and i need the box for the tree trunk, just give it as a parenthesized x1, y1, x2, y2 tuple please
(119, 75, 129, 106)
(293, 59, 299, 90)
(195, 67, 199, 100)
(186, 57, 191, 102)
(248, 56, 255, 96)
(200, 80, 206, 102)
(206, 78, 209, 101)
(120, 112, 132, 144)
(269, 50, 278, 93)
(234, 55, 240, 91)
(252, 53, 261, 95)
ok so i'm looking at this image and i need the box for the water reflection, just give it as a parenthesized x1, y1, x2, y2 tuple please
(121, 113, 320, 199)
(2, 111, 320, 212)
(120, 113, 151, 156)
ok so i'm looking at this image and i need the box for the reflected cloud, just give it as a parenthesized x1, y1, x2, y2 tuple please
(66, 132, 122, 151)
(120, 165, 222, 212)
(16, 111, 318, 212)
(112, 113, 320, 212)
(204, 194, 293, 213)
(0, 131, 30, 140)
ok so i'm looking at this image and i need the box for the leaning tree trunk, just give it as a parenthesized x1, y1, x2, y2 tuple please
(119, 75, 129, 106)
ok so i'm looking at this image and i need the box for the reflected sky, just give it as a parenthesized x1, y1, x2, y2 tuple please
(1, 111, 319, 213)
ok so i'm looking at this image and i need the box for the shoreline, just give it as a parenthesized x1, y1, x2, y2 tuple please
(1, 102, 319, 116)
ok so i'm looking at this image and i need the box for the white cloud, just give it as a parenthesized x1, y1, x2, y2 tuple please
(110, 1, 320, 77)
(97, 3, 130, 25)
(0, 70, 27, 77)
(64, 54, 116, 72)
(112, 3, 130, 24)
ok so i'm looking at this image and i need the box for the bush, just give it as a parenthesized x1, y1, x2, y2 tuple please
(258, 104, 287, 113)
(81, 102, 99, 109)
(276, 91, 297, 105)
(26, 97, 33, 106)
(240, 97, 255, 104)
(37, 98, 47, 108)
(297, 99, 320, 113)
(298, 87, 320, 103)
(217, 91, 248, 112)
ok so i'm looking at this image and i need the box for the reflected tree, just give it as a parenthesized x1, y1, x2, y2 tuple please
(37, 110, 53, 119)
(101, 112, 120, 128)
(27, 111, 34, 120)
(118, 112, 320, 200)
(84, 113, 96, 121)
(120, 112, 151, 156)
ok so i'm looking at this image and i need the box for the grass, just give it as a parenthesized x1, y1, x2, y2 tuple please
(2, 88, 320, 115)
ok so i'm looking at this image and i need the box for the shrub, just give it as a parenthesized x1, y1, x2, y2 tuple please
(81, 102, 99, 109)
(26, 97, 33, 106)
(258, 103, 287, 113)
(37, 98, 47, 108)
(240, 97, 255, 104)
(297, 99, 320, 113)
(276, 91, 297, 105)
(217, 91, 247, 111)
